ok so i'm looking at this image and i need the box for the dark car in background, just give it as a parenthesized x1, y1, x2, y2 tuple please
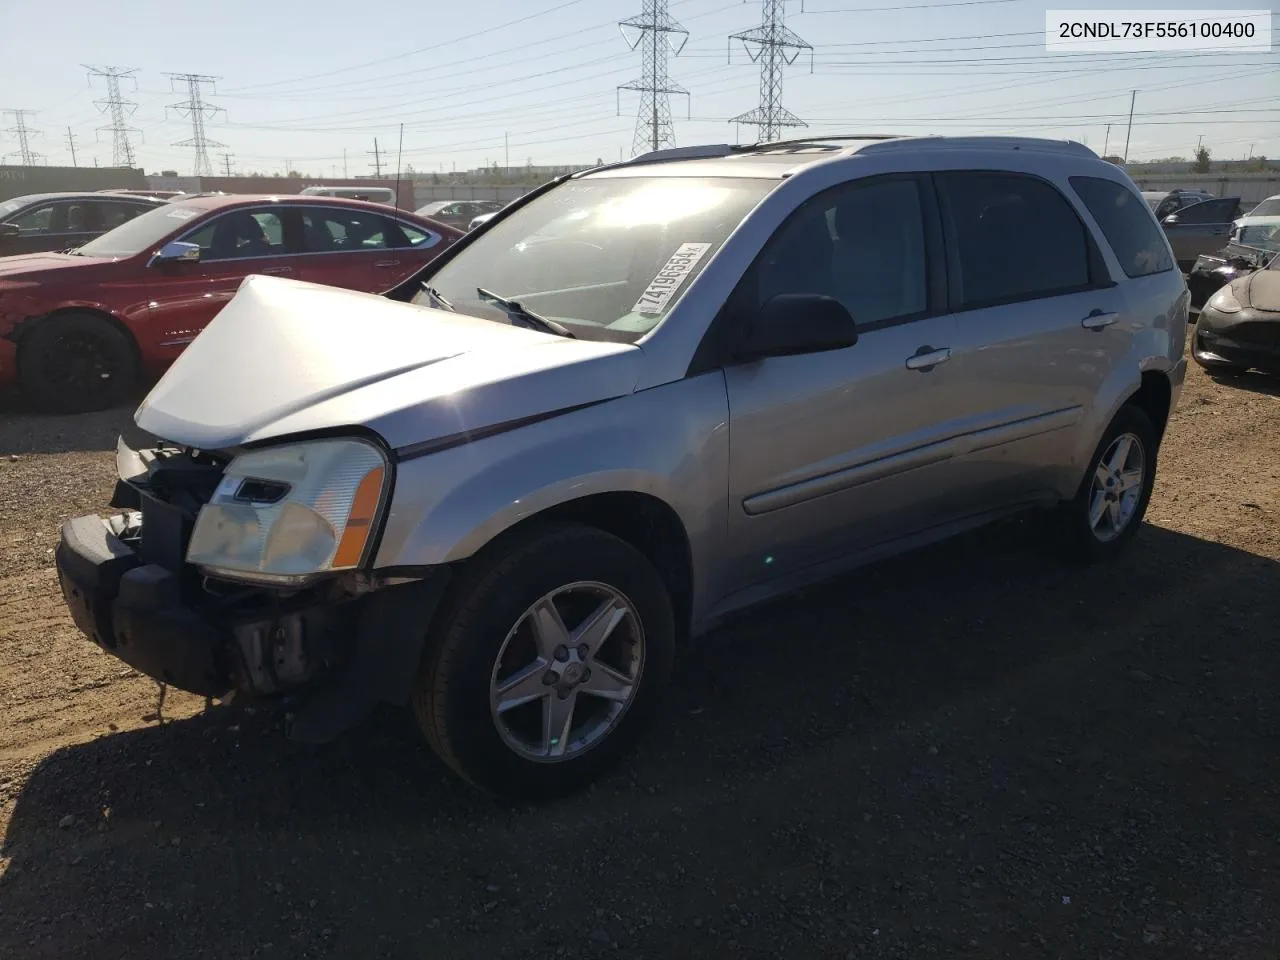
(0, 194, 461, 412)
(1192, 247, 1280, 376)
(414, 199, 504, 230)
(1158, 196, 1244, 272)
(0, 192, 166, 256)
(1142, 188, 1215, 220)
(1187, 219, 1280, 312)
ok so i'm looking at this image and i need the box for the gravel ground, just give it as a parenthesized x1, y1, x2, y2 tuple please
(0, 361, 1278, 960)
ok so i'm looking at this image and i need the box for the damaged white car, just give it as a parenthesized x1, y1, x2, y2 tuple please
(56, 137, 1187, 797)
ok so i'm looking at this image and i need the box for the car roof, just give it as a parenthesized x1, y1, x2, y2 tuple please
(582, 135, 1109, 181)
(1, 191, 165, 206)
(168, 193, 412, 213)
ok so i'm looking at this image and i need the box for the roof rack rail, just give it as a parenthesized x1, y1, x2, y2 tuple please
(577, 144, 740, 177)
(738, 133, 908, 152)
(857, 136, 1096, 158)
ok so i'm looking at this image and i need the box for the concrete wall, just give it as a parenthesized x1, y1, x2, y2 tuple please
(0, 165, 147, 203)
(410, 183, 533, 207)
(1128, 172, 1279, 205)
(145, 175, 416, 208)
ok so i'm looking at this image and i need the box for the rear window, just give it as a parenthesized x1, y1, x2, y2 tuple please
(1070, 176, 1174, 278)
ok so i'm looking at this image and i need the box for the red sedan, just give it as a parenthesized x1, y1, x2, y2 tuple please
(0, 195, 461, 412)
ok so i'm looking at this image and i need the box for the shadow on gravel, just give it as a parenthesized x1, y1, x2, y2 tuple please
(0, 400, 141, 456)
(1210, 370, 1280, 399)
(3, 521, 1279, 959)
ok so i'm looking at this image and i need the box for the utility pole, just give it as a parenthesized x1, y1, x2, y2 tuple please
(1122, 89, 1136, 164)
(343, 148, 348, 177)
(2, 110, 42, 165)
(221, 152, 234, 176)
(84, 66, 141, 168)
(1103, 123, 1111, 157)
(1196, 134, 1204, 152)
(617, 0, 689, 156)
(504, 131, 509, 173)
(729, 0, 812, 143)
(369, 137, 383, 177)
(164, 73, 227, 177)
(65, 126, 79, 167)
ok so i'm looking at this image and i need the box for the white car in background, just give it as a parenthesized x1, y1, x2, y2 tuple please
(1234, 194, 1280, 231)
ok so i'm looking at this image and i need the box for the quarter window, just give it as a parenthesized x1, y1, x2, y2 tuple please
(1070, 176, 1173, 278)
(937, 172, 1094, 308)
(754, 178, 928, 327)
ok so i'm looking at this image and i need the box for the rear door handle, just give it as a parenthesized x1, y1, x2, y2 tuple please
(262, 266, 292, 275)
(905, 347, 951, 371)
(374, 259, 401, 268)
(1081, 310, 1119, 330)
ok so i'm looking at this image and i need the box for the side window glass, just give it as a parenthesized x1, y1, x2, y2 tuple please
(302, 208, 392, 252)
(11, 203, 56, 234)
(755, 178, 927, 327)
(187, 210, 281, 261)
(937, 172, 1091, 309)
(1176, 199, 1235, 224)
(64, 203, 93, 232)
(391, 222, 437, 248)
(99, 201, 149, 231)
(1070, 176, 1172, 278)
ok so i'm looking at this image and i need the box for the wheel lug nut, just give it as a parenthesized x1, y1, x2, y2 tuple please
(554, 645, 569, 662)
(577, 644, 589, 660)
(543, 671, 558, 686)
(581, 668, 591, 682)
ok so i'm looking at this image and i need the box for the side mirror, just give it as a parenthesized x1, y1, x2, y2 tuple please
(0, 222, 18, 240)
(152, 240, 201, 264)
(735, 293, 858, 362)
(1162, 214, 1179, 225)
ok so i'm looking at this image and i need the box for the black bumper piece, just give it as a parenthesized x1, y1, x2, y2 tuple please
(56, 515, 230, 696)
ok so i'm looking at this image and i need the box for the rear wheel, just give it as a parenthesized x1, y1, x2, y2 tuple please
(18, 312, 138, 413)
(414, 522, 674, 799)
(1060, 404, 1158, 562)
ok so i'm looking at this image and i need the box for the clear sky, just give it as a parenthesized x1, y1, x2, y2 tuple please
(0, 0, 1276, 176)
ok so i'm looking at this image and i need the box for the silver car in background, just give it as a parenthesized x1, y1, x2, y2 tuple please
(55, 136, 1188, 798)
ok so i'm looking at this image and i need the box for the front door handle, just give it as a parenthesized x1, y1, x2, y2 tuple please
(374, 259, 401, 268)
(262, 266, 293, 275)
(905, 347, 951, 371)
(1082, 310, 1119, 330)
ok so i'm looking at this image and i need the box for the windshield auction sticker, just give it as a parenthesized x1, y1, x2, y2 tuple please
(1046, 10, 1271, 51)
(633, 242, 713, 315)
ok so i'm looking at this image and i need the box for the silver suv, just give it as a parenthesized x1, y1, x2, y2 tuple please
(55, 136, 1189, 797)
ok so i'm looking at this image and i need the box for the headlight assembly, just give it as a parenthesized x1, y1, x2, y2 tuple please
(1207, 286, 1243, 315)
(187, 438, 389, 584)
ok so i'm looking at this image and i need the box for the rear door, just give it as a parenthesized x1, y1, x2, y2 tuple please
(1162, 197, 1241, 268)
(295, 205, 446, 292)
(142, 205, 302, 358)
(930, 170, 1133, 513)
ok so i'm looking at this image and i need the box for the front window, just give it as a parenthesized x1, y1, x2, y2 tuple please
(415, 176, 772, 341)
(76, 203, 206, 258)
(1247, 198, 1280, 218)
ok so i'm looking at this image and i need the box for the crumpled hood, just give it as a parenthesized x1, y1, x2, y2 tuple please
(1244, 269, 1280, 313)
(135, 274, 643, 452)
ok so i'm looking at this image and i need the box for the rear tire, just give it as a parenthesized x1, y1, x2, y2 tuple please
(18, 312, 138, 414)
(414, 521, 675, 799)
(1060, 404, 1158, 563)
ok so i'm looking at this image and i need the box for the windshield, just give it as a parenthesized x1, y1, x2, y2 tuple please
(1247, 198, 1280, 218)
(0, 197, 37, 220)
(415, 176, 773, 341)
(75, 203, 204, 258)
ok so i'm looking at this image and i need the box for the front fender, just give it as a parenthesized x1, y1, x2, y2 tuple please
(373, 373, 731, 606)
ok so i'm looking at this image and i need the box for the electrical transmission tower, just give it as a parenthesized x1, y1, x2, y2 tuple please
(165, 73, 227, 177)
(2, 110, 43, 165)
(617, 0, 689, 156)
(729, 0, 813, 143)
(84, 65, 141, 167)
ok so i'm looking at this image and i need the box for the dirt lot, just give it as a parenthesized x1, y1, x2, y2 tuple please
(0, 362, 1278, 960)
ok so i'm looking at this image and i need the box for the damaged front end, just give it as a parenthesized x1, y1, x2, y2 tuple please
(54, 432, 448, 743)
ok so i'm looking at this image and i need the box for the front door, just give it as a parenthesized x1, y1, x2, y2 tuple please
(143, 206, 301, 359)
(719, 175, 963, 600)
(1162, 197, 1241, 268)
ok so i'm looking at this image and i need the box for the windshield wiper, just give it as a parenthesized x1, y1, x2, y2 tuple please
(420, 283, 455, 312)
(476, 287, 575, 338)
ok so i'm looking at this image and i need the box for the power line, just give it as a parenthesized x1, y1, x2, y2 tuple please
(618, 0, 690, 155)
(84, 65, 141, 168)
(164, 73, 227, 177)
(2, 110, 43, 165)
(730, 0, 812, 142)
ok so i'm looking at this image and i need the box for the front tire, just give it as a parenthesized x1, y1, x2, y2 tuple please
(18, 312, 138, 413)
(1060, 404, 1158, 562)
(414, 522, 675, 799)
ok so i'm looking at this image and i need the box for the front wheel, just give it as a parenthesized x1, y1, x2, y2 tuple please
(18, 312, 138, 413)
(414, 522, 675, 799)
(1060, 404, 1158, 562)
